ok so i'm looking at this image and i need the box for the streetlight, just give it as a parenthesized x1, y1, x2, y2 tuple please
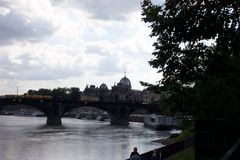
(17, 85, 19, 95)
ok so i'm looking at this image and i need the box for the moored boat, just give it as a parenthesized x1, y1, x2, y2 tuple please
(144, 114, 173, 130)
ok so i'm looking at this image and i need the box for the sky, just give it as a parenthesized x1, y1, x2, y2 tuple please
(0, 0, 164, 95)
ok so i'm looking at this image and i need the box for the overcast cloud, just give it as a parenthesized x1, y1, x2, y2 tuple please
(0, 0, 163, 94)
(73, 0, 142, 20)
(0, 2, 55, 45)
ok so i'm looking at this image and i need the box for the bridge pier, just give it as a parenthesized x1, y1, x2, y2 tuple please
(45, 103, 63, 126)
(46, 116, 62, 125)
(111, 115, 129, 125)
(110, 105, 130, 125)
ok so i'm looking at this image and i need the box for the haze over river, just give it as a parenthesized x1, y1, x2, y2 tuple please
(0, 116, 169, 160)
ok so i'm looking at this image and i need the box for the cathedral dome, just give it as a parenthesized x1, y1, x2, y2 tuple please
(119, 76, 131, 89)
(99, 83, 108, 90)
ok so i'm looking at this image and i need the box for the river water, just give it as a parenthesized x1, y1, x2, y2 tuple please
(0, 116, 169, 160)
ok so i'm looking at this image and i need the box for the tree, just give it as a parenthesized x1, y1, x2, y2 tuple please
(37, 88, 52, 96)
(141, 0, 240, 120)
(27, 89, 37, 95)
(69, 87, 81, 100)
(51, 87, 70, 100)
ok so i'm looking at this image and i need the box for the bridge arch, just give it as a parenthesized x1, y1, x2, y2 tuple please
(0, 97, 160, 126)
(63, 106, 112, 120)
(0, 104, 46, 117)
(62, 103, 129, 125)
(0, 98, 62, 125)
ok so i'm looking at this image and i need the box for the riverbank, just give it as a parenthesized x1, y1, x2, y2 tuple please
(137, 129, 194, 160)
(153, 129, 194, 145)
(135, 136, 194, 160)
(167, 146, 194, 160)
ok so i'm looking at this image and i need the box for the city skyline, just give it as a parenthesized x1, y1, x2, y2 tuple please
(0, 0, 164, 95)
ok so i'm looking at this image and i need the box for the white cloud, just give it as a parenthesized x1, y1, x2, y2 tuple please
(0, 51, 83, 80)
(0, 12, 54, 43)
(65, 0, 143, 21)
(0, 7, 55, 45)
(95, 55, 124, 76)
(85, 41, 113, 56)
(0, 0, 164, 95)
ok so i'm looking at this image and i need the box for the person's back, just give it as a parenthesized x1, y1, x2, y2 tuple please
(130, 154, 142, 160)
(150, 154, 158, 160)
(130, 147, 141, 160)
(130, 151, 139, 157)
(130, 147, 140, 157)
(150, 149, 159, 160)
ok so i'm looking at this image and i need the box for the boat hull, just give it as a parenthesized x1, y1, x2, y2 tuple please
(144, 123, 172, 131)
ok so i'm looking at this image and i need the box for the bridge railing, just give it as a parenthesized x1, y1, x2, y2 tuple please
(220, 138, 240, 160)
(1, 95, 52, 100)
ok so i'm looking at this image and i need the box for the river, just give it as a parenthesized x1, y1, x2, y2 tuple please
(0, 116, 169, 160)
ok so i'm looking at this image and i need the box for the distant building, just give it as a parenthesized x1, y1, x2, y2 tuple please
(81, 85, 99, 101)
(99, 83, 111, 101)
(81, 74, 161, 104)
(142, 89, 161, 104)
(111, 75, 132, 102)
(130, 90, 142, 103)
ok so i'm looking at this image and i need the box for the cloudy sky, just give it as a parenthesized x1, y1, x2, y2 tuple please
(0, 0, 163, 95)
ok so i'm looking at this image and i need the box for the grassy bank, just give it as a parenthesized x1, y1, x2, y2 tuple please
(154, 129, 194, 145)
(167, 146, 194, 160)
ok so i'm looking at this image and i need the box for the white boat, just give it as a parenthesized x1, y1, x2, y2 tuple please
(96, 114, 110, 122)
(144, 114, 173, 130)
(15, 109, 44, 117)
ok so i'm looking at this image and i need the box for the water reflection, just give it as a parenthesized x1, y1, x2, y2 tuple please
(0, 116, 169, 160)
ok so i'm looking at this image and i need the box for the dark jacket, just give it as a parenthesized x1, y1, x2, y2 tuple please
(130, 151, 140, 157)
(130, 154, 142, 160)
(150, 154, 158, 160)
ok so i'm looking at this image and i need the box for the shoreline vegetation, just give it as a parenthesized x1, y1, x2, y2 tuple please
(167, 146, 194, 160)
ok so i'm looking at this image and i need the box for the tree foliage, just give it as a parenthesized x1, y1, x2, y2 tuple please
(141, 0, 240, 119)
(69, 87, 81, 100)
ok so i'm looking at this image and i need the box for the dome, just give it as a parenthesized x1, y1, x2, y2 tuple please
(119, 76, 131, 89)
(99, 83, 108, 90)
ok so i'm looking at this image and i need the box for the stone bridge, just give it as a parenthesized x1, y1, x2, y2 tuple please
(0, 97, 159, 126)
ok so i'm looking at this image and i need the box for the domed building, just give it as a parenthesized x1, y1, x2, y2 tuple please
(81, 85, 99, 101)
(80, 74, 161, 103)
(99, 83, 108, 90)
(99, 83, 111, 101)
(118, 76, 131, 90)
(111, 74, 132, 102)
